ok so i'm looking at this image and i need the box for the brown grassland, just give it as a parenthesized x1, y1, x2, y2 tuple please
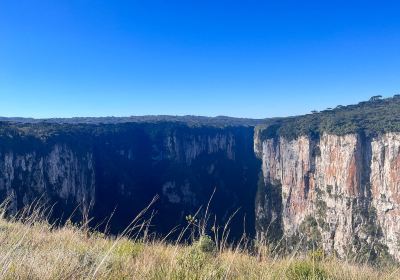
(0, 198, 398, 280)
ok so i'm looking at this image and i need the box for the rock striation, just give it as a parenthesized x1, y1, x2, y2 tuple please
(255, 130, 400, 261)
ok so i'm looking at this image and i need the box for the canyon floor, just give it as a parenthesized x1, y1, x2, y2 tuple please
(0, 204, 398, 280)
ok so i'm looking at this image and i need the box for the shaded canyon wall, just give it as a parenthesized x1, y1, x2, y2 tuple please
(0, 123, 260, 237)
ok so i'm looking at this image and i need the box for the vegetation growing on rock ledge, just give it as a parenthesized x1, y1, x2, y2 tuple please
(258, 96, 400, 140)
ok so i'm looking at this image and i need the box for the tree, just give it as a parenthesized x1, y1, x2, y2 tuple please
(369, 95, 382, 102)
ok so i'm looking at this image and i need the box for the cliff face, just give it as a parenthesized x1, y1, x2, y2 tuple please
(255, 130, 400, 261)
(0, 138, 96, 219)
(0, 122, 260, 237)
(2, 103, 400, 262)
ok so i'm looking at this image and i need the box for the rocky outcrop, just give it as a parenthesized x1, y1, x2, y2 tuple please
(255, 130, 400, 262)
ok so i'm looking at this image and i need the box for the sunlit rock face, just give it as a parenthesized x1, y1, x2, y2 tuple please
(255, 130, 400, 261)
(370, 133, 400, 260)
(0, 122, 260, 238)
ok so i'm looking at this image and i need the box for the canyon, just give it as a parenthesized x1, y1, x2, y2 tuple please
(0, 120, 260, 237)
(1, 97, 400, 263)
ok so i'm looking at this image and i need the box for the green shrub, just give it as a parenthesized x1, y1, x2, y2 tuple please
(286, 260, 328, 280)
(172, 244, 224, 280)
(195, 235, 216, 254)
(299, 216, 322, 250)
(114, 240, 143, 258)
(308, 248, 325, 262)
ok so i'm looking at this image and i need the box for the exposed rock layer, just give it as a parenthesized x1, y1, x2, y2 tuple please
(255, 130, 400, 261)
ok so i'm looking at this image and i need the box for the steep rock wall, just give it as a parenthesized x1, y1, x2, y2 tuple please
(0, 143, 95, 217)
(0, 123, 260, 237)
(255, 130, 400, 261)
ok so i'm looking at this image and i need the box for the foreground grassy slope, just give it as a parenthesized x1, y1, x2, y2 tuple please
(0, 209, 398, 280)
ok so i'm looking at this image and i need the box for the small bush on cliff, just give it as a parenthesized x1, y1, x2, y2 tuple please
(195, 235, 216, 254)
(114, 239, 143, 258)
(299, 216, 322, 251)
(172, 241, 224, 279)
(308, 248, 326, 262)
(286, 260, 328, 280)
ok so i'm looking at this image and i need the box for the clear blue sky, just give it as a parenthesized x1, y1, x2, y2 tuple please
(0, 0, 399, 118)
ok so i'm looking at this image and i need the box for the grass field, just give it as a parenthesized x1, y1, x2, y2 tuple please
(0, 199, 398, 280)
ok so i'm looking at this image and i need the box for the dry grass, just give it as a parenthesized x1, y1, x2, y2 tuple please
(0, 201, 398, 280)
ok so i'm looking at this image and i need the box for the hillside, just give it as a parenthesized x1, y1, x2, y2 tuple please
(0, 203, 397, 280)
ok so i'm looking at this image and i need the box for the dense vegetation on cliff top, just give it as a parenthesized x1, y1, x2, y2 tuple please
(0, 115, 262, 129)
(2, 96, 399, 140)
(0, 116, 263, 141)
(258, 95, 400, 140)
